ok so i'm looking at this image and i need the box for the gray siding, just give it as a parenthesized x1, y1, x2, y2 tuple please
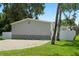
(12, 35, 50, 40)
(12, 19, 53, 39)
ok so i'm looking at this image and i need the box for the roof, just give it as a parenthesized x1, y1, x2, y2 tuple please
(11, 18, 53, 25)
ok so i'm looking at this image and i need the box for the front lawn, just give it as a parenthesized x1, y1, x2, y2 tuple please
(0, 36, 79, 56)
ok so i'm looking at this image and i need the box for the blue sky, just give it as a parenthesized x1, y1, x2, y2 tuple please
(39, 3, 79, 25)
(39, 3, 57, 22)
(0, 3, 79, 24)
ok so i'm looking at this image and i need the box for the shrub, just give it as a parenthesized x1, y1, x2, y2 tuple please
(0, 37, 4, 40)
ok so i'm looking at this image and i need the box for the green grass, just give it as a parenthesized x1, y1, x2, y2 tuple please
(0, 36, 79, 56)
(76, 35, 79, 40)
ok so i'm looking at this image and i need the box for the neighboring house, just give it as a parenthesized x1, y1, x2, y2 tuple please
(11, 18, 54, 39)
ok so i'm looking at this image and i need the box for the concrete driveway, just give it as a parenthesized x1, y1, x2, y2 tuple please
(0, 39, 49, 51)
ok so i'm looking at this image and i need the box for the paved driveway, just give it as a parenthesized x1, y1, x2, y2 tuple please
(0, 39, 49, 51)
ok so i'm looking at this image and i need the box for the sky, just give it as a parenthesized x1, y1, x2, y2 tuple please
(0, 3, 79, 24)
(39, 3, 57, 22)
(39, 3, 79, 25)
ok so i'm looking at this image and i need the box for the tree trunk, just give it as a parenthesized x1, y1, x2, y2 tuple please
(51, 4, 60, 45)
(73, 27, 77, 40)
(57, 5, 62, 41)
(73, 34, 77, 40)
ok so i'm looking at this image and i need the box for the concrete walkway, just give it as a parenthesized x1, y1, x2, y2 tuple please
(0, 39, 49, 51)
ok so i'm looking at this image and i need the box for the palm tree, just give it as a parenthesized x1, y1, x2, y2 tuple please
(56, 3, 71, 41)
(51, 3, 60, 44)
(56, 3, 79, 41)
(56, 4, 62, 41)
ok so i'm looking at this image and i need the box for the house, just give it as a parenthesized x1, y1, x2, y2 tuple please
(11, 18, 54, 39)
(3, 18, 75, 40)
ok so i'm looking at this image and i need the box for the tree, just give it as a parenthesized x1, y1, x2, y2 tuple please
(29, 3, 45, 19)
(61, 4, 79, 30)
(1, 3, 45, 32)
(56, 3, 79, 41)
(56, 4, 73, 41)
(61, 19, 76, 26)
(51, 4, 60, 44)
(51, 3, 79, 44)
(56, 4, 62, 41)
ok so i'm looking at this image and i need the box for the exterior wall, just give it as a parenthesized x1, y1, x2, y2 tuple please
(12, 19, 52, 39)
(12, 35, 50, 40)
(59, 30, 76, 40)
(2, 32, 12, 39)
